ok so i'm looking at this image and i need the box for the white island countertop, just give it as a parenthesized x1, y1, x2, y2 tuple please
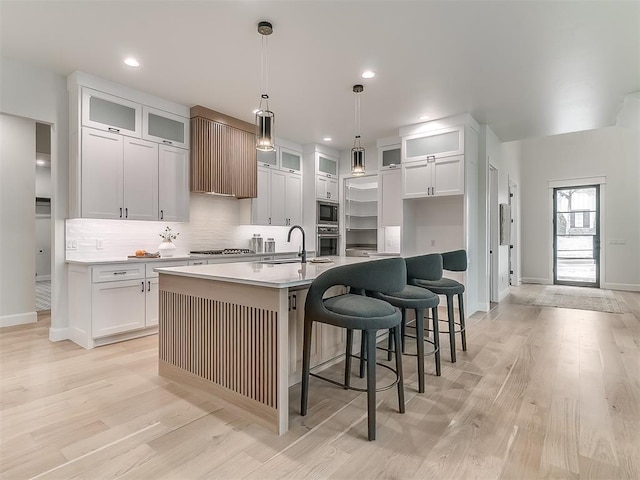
(155, 256, 391, 289)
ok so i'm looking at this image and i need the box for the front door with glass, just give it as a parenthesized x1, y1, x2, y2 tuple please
(553, 185, 600, 287)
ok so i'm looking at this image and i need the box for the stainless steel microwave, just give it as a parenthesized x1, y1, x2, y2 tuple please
(317, 201, 338, 226)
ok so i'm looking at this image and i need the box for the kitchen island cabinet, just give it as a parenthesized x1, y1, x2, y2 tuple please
(155, 257, 377, 435)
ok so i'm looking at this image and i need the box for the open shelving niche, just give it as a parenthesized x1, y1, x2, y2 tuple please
(344, 176, 378, 252)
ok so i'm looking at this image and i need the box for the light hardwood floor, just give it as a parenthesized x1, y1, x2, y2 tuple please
(1, 285, 638, 479)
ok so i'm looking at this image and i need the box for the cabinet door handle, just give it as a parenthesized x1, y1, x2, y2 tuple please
(120, 207, 123, 218)
(160, 210, 164, 220)
(108, 127, 120, 133)
(147, 281, 151, 292)
(162, 140, 173, 145)
(327, 174, 331, 178)
(289, 169, 294, 173)
(125, 207, 128, 218)
(427, 155, 436, 163)
(327, 192, 331, 199)
(141, 281, 145, 292)
(113, 271, 127, 275)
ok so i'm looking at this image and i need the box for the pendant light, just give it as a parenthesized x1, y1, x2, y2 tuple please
(351, 84, 365, 176)
(256, 21, 275, 151)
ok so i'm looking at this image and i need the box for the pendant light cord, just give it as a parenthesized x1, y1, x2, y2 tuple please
(261, 35, 268, 97)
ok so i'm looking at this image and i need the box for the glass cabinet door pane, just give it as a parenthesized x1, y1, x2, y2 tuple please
(406, 130, 459, 158)
(382, 148, 401, 166)
(148, 113, 184, 143)
(281, 151, 301, 171)
(89, 96, 137, 131)
(257, 149, 277, 166)
(319, 156, 337, 175)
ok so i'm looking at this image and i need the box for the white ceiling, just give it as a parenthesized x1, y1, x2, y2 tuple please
(1, 1, 638, 149)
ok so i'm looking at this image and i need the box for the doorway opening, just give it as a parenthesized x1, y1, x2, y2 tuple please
(35, 123, 52, 312)
(553, 185, 600, 287)
(489, 165, 499, 302)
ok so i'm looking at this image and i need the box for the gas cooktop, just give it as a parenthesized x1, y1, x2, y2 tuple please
(190, 248, 255, 255)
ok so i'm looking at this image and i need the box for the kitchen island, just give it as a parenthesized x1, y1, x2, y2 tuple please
(155, 257, 378, 434)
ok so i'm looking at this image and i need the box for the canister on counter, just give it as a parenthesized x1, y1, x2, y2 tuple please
(265, 238, 275, 253)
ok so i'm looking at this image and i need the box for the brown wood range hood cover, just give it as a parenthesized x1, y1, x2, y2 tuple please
(190, 105, 257, 199)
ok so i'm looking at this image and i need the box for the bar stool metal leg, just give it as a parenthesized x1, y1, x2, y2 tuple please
(301, 318, 313, 416)
(445, 294, 456, 363)
(393, 325, 405, 413)
(431, 306, 441, 376)
(365, 330, 377, 441)
(413, 308, 425, 393)
(345, 329, 353, 388)
(458, 293, 467, 351)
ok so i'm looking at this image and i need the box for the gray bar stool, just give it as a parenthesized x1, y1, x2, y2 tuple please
(409, 250, 467, 363)
(367, 280, 440, 393)
(301, 258, 406, 441)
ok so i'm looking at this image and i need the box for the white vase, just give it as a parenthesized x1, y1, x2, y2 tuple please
(158, 239, 176, 258)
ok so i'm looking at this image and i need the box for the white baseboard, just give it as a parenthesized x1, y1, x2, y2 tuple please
(602, 283, 640, 292)
(0, 311, 37, 328)
(522, 277, 553, 285)
(36, 275, 51, 282)
(498, 287, 511, 302)
(49, 327, 69, 342)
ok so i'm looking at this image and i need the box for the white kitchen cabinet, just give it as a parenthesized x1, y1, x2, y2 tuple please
(379, 168, 402, 226)
(252, 166, 302, 226)
(68, 260, 187, 349)
(379, 144, 402, 170)
(285, 173, 303, 225)
(317, 154, 338, 177)
(402, 125, 464, 163)
(81, 128, 124, 219)
(402, 154, 464, 198)
(142, 106, 189, 149)
(124, 138, 159, 221)
(316, 175, 338, 202)
(81, 128, 160, 220)
(280, 147, 303, 174)
(158, 145, 190, 222)
(69, 73, 191, 220)
(288, 287, 348, 386)
(92, 279, 146, 337)
(82, 88, 142, 138)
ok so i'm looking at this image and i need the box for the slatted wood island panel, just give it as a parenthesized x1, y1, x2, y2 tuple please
(155, 257, 374, 434)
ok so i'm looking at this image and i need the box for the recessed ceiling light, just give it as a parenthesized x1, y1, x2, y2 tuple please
(252, 109, 259, 114)
(124, 57, 140, 67)
(323, 137, 332, 142)
(361, 70, 375, 79)
(419, 115, 431, 121)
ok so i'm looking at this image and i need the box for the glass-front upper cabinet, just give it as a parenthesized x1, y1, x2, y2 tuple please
(82, 88, 142, 138)
(257, 149, 277, 168)
(143, 106, 189, 149)
(402, 125, 463, 163)
(317, 154, 338, 177)
(380, 145, 401, 170)
(279, 148, 302, 174)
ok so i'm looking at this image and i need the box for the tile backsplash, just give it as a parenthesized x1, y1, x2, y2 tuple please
(66, 194, 302, 260)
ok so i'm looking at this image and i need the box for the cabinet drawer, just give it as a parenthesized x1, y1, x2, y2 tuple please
(146, 260, 188, 278)
(92, 264, 145, 283)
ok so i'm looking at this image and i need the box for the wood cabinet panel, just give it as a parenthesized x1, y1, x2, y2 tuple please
(190, 106, 257, 198)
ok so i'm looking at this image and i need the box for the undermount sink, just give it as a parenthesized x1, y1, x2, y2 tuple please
(259, 258, 301, 265)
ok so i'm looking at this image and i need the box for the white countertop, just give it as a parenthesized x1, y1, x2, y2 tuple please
(155, 256, 390, 289)
(65, 251, 302, 265)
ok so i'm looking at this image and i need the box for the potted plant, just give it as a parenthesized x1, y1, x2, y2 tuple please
(158, 226, 179, 257)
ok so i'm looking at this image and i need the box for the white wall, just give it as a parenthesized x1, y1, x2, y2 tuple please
(0, 114, 37, 326)
(0, 57, 69, 335)
(517, 126, 639, 290)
